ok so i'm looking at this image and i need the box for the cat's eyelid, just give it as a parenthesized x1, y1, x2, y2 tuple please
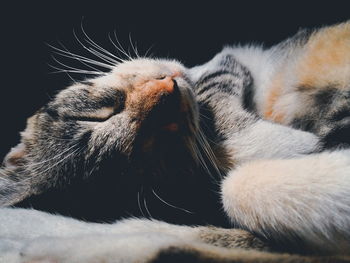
(66, 107, 116, 122)
(93, 107, 115, 118)
(155, 75, 167, 80)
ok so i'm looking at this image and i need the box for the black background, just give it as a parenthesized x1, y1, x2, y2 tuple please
(1, 1, 349, 159)
(1, 1, 349, 222)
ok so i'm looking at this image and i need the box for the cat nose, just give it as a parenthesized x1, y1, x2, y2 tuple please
(128, 76, 180, 112)
(128, 75, 182, 127)
(133, 76, 179, 103)
(145, 76, 177, 94)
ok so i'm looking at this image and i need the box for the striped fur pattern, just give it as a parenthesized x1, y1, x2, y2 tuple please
(0, 21, 350, 262)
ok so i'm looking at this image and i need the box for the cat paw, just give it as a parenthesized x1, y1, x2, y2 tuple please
(198, 226, 268, 250)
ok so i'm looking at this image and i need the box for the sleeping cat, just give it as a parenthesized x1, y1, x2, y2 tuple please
(0, 21, 349, 262)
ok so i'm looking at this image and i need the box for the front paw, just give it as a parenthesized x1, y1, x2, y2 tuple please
(198, 226, 268, 250)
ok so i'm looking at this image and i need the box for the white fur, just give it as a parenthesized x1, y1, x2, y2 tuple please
(0, 208, 204, 262)
(20, 233, 185, 263)
(0, 208, 201, 240)
(225, 119, 320, 164)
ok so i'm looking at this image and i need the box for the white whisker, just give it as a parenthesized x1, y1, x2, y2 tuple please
(48, 43, 113, 70)
(48, 65, 104, 75)
(194, 140, 211, 173)
(129, 33, 140, 58)
(110, 30, 133, 60)
(144, 44, 155, 58)
(151, 189, 194, 214)
(80, 23, 124, 63)
(55, 45, 112, 72)
(24, 143, 79, 171)
(36, 146, 80, 173)
(57, 41, 107, 73)
(137, 191, 146, 218)
(73, 29, 117, 67)
(83, 37, 122, 64)
(198, 128, 222, 177)
(143, 197, 152, 218)
(86, 47, 119, 66)
(65, 72, 78, 83)
(50, 55, 103, 75)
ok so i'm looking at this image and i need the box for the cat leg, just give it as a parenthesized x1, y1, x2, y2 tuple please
(224, 119, 320, 164)
(19, 231, 348, 263)
(1, 208, 347, 262)
(0, 208, 271, 263)
(0, 208, 266, 250)
(190, 49, 322, 164)
(221, 149, 350, 254)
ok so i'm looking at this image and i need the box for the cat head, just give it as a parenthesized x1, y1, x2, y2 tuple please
(0, 58, 200, 206)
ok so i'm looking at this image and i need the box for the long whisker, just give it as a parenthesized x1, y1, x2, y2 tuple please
(137, 191, 146, 218)
(110, 30, 133, 60)
(129, 33, 140, 58)
(23, 143, 79, 170)
(65, 72, 78, 83)
(57, 41, 107, 73)
(48, 43, 113, 70)
(50, 56, 103, 75)
(86, 47, 119, 66)
(198, 128, 222, 177)
(107, 33, 129, 62)
(143, 197, 152, 218)
(48, 64, 104, 75)
(83, 37, 123, 65)
(73, 29, 117, 67)
(151, 189, 194, 214)
(144, 43, 155, 58)
(194, 140, 209, 172)
(55, 45, 111, 74)
(80, 22, 124, 63)
(33, 146, 81, 176)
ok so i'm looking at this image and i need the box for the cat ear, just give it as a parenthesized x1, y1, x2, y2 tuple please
(0, 117, 37, 206)
(3, 115, 36, 170)
(1, 143, 31, 206)
(3, 143, 27, 169)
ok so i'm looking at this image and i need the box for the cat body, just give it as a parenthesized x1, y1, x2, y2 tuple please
(0, 21, 349, 262)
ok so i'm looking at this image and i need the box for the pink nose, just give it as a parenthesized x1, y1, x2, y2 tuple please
(142, 76, 175, 94)
(127, 76, 179, 116)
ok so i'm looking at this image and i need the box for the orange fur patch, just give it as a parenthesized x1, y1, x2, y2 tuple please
(264, 21, 350, 124)
(297, 21, 350, 89)
(263, 73, 286, 123)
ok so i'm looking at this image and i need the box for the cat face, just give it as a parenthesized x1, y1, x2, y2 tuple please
(3, 58, 198, 196)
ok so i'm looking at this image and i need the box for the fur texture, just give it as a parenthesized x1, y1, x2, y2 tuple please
(0, 21, 349, 262)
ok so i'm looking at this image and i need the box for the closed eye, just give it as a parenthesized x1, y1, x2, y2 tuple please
(65, 107, 116, 122)
(67, 116, 111, 122)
